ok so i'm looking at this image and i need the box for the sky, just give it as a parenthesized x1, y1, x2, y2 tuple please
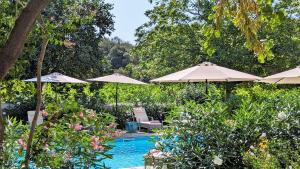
(105, 0, 152, 44)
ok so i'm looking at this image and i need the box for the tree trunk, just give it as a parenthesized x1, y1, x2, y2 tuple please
(24, 39, 48, 168)
(0, 97, 4, 156)
(0, 0, 51, 80)
(0, 0, 51, 160)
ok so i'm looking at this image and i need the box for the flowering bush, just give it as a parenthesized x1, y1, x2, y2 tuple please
(24, 106, 117, 168)
(0, 117, 28, 168)
(1, 101, 118, 168)
(155, 86, 300, 168)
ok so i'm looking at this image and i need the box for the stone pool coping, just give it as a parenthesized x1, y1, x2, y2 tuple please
(118, 132, 158, 138)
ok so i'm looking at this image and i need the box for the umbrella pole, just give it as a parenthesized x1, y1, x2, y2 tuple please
(115, 83, 118, 115)
(205, 79, 208, 94)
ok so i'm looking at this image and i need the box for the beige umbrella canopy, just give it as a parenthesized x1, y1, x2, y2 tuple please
(24, 72, 87, 83)
(88, 73, 146, 84)
(24, 72, 87, 109)
(87, 73, 146, 113)
(260, 66, 300, 84)
(151, 62, 261, 82)
(151, 62, 261, 93)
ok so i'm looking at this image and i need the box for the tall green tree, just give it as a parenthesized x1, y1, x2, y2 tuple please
(0, 0, 51, 158)
(99, 37, 134, 71)
(5, 0, 114, 79)
(130, 0, 300, 80)
(0, 1, 114, 166)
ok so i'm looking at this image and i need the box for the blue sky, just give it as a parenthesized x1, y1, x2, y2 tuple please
(105, 0, 152, 44)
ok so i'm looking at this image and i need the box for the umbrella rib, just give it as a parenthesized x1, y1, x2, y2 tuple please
(274, 77, 285, 84)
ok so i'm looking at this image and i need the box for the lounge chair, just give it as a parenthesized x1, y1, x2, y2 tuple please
(133, 107, 162, 131)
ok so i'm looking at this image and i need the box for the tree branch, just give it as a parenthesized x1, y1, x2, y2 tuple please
(24, 39, 49, 168)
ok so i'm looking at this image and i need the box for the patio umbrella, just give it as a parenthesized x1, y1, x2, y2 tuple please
(151, 62, 261, 94)
(24, 72, 87, 125)
(24, 72, 87, 104)
(260, 66, 300, 84)
(87, 73, 146, 113)
(24, 72, 87, 83)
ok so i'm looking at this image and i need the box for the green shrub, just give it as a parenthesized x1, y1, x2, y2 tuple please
(1, 102, 117, 168)
(156, 86, 300, 168)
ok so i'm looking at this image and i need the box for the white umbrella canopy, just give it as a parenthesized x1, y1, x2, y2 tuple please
(87, 73, 146, 84)
(260, 66, 300, 84)
(24, 72, 87, 83)
(151, 62, 261, 82)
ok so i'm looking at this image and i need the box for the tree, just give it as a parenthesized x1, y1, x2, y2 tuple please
(99, 37, 134, 71)
(129, 0, 300, 80)
(2, 0, 114, 80)
(0, 0, 51, 157)
(0, 0, 115, 166)
(0, 0, 51, 79)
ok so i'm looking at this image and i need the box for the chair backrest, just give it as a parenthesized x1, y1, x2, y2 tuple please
(27, 111, 43, 126)
(133, 107, 149, 122)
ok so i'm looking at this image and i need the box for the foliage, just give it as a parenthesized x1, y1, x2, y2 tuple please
(208, 0, 289, 62)
(27, 104, 116, 168)
(0, 0, 115, 79)
(1, 102, 117, 168)
(99, 37, 134, 71)
(1, 80, 225, 128)
(130, 0, 300, 80)
(156, 85, 300, 168)
(0, 117, 28, 168)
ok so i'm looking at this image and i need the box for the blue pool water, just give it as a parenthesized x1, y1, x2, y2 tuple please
(102, 136, 156, 169)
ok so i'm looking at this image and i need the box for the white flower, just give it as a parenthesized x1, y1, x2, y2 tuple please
(213, 155, 223, 166)
(250, 145, 255, 149)
(250, 152, 255, 156)
(277, 112, 288, 121)
(261, 132, 267, 138)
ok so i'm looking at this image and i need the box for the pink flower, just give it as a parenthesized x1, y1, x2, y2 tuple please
(91, 143, 105, 151)
(91, 135, 105, 151)
(91, 136, 98, 142)
(74, 123, 83, 131)
(42, 111, 48, 117)
(17, 139, 24, 146)
(44, 144, 50, 151)
(92, 142, 99, 150)
(17, 139, 27, 150)
(97, 145, 105, 151)
(80, 112, 84, 118)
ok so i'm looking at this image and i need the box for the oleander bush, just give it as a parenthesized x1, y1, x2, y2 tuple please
(1, 100, 117, 168)
(156, 85, 300, 168)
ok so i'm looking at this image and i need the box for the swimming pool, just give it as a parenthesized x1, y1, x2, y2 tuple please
(102, 136, 156, 169)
